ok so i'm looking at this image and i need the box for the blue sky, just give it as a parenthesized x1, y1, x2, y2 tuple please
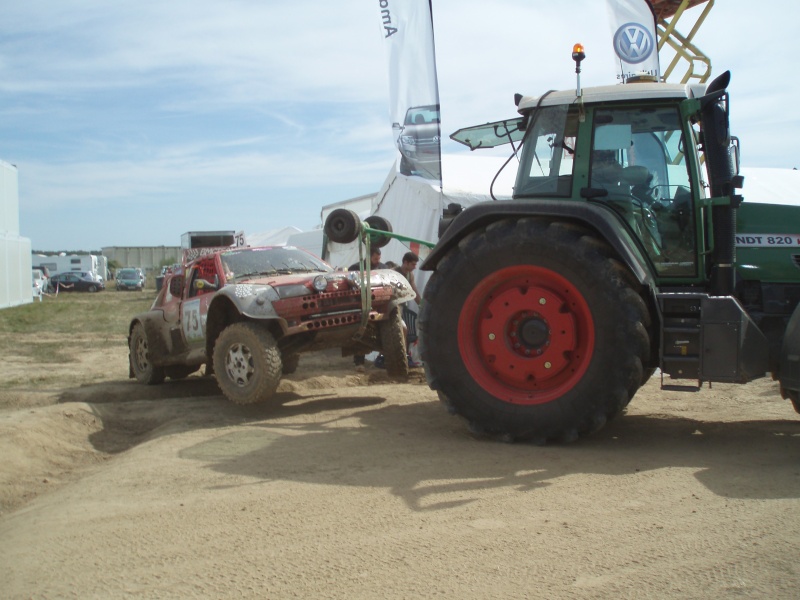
(2, 0, 797, 251)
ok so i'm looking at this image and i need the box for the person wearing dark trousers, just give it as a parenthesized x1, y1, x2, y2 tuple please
(349, 248, 387, 367)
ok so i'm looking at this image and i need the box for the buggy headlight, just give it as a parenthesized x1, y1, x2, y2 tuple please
(276, 284, 310, 299)
(312, 275, 327, 292)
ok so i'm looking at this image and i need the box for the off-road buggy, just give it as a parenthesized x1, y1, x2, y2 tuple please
(128, 242, 415, 405)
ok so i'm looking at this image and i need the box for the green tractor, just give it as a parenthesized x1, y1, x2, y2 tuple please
(416, 60, 800, 442)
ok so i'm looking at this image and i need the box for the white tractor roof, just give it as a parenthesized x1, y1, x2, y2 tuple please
(517, 82, 702, 112)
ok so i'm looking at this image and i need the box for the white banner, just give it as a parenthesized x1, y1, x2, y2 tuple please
(606, 0, 661, 83)
(378, 0, 442, 183)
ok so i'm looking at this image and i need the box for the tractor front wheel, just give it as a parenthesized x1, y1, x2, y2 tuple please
(419, 217, 651, 442)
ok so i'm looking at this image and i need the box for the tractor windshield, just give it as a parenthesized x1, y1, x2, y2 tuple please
(589, 105, 697, 277)
(514, 105, 578, 197)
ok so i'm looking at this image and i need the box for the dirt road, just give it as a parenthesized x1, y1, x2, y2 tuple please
(1, 341, 800, 598)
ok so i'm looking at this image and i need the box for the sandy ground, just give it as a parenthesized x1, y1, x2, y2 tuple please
(2, 336, 800, 599)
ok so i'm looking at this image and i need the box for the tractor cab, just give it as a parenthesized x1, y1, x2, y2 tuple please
(449, 73, 738, 287)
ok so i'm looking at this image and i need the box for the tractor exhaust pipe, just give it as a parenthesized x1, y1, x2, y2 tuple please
(701, 72, 740, 296)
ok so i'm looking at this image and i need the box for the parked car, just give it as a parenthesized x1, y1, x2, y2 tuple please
(127, 244, 415, 405)
(395, 104, 441, 179)
(49, 272, 105, 293)
(32, 268, 46, 301)
(116, 268, 144, 291)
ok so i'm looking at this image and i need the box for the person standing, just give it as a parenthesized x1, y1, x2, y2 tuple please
(349, 247, 387, 368)
(349, 248, 386, 272)
(395, 251, 422, 367)
(394, 251, 421, 304)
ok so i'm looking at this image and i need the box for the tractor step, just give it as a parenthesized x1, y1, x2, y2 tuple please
(657, 292, 769, 384)
(660, 384, 701, 392)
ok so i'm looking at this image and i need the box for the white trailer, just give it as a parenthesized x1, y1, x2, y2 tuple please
(33, 254, 101, 280)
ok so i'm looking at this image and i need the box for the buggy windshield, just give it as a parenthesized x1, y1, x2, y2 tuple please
(221, 247, 331, 280)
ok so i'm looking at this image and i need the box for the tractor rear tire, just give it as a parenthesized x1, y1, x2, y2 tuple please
(419, 217, 651, 443)
(212, 322, 282, 405)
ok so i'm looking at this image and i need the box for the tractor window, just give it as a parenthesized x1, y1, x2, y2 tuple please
(590, 106, 696, 277)
(515, 105, 577, 197)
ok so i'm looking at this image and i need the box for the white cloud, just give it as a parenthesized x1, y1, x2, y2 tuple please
(2, 0, 800, 250)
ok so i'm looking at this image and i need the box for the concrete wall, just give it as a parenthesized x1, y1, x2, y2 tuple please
(102, 246, 181, 277)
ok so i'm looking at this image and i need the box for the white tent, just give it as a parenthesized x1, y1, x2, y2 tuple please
(737, 167, 800, 207)
(246, 225, 302, 248)
(1, 160, 33, 310)
(324, 154, 516, 278)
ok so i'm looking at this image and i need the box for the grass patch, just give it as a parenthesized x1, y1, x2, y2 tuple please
(0, 291, 157, 393)
(0, 291, 154, 335)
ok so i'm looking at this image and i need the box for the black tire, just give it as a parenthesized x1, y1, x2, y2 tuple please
(87, 284, 98, 293)
(282, 354, 300, 375)
(129, 323, 166, 385)
(325, 209, 361, 244)
(379, 307, 409, 378)
(419, 217, 651, 443)
(364, 215, 393, 249)
(212, 322, 282, 405)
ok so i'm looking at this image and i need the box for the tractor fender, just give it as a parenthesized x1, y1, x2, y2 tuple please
(779, 302, 800, 398)
(422, 200, 655, 288)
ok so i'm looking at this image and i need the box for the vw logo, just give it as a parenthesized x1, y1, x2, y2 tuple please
(613, 22, 655, 64)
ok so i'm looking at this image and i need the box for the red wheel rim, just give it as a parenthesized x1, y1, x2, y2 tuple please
(457, 265, 595, 405)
